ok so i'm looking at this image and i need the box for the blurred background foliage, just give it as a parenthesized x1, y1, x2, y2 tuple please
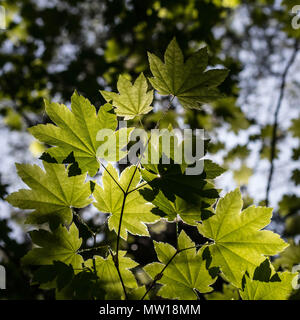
(0, 0, 300, 299)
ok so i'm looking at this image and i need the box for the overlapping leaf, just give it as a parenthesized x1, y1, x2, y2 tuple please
(29, 91, 120, 176)
(22, 223, 83, 269)
(101, 73, 153, 119)
(140, 159, 223, 225)
(6, 162, 92, 229)
(141, 161, 220, 204)
(86, 252, 138, 299)
(93, 164, 160, 239)
(148, 38, 228, 109)
(198, 188, 288, 287)
(144, 231, 216, 300)
(240, 272, 295, 300)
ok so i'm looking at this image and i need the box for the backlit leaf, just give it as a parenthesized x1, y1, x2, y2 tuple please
(29, 92, 117, 176)
(101, 73, 153, 119)
(93, 164, 160, 239)
(198, 188, 288, 287)
(22, 223, 83, 269)
(6, 162, 92, 229)
(85, 252, 138, 299)
(148, 38, 228, 109)
(144, 231, 216, 300)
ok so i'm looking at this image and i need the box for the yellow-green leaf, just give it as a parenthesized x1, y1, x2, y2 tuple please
(22, 223, 83, 269)
(240, 272, 295, 300)
(101, 73, 153, 119)
(6, 162, 92, 229)
(93, 164, 160, 239)
(148, 38, 228, 109)
(86, 252, 138, 299)
(198, 188, 288, 287)
(144, 231, 216, 300)
(29, 92, 117, 176)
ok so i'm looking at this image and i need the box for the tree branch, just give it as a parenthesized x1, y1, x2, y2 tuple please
(265, 39, 299, 207)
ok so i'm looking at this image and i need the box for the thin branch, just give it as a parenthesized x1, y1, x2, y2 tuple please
(78, 245, 109, 253)
(265, 39, 299, 207)
(109, 248, 128, 300)
(115, 193, 128, 257)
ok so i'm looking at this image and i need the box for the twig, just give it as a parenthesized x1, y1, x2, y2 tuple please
(109, 248, 128, 300)
(127, 181, 149, 194)
(115, 193, 128, 258)
(265, 39, 299, 207)
(78, 245, 109, 253)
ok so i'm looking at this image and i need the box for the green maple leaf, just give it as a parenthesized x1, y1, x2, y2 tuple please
(93, 164, 160, 239)
(33, 261, 75, 292)
(148, 37, 228, 109)
(203, 159, 226, 179)
(138, 128, 223, 223)
(239, 258, 294, 300)
(29, 91, 120, 176)
(22, 223, 83, 269)
(86, 252, 138, 299)
(198, 188, 288, 287)
(140, 159, 223, 224)
(144, 231, 216, 300)
(6, 162, 92, 229)
(140, 180, 217, 225)
(141, 161, 220, 204)
(101, 73, 153, 119)
(240, 272, 295, 300)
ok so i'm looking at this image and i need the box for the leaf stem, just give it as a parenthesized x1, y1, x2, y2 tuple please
(78, 245, 109, 253)
(127, 181, 149, 194)
(115, 193, 128, 257)
(109, 248, 128, 300)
